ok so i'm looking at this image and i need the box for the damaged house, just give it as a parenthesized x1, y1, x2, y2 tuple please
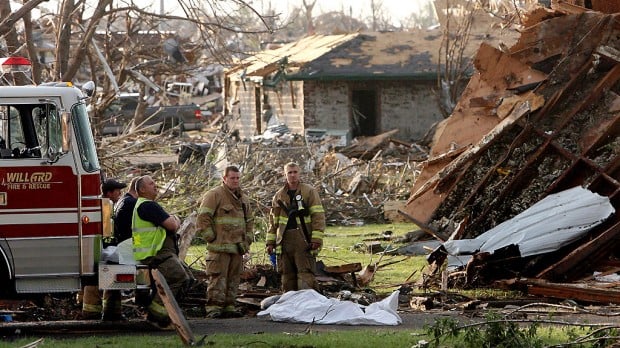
(224, 23, 516, 144)
(402, 4, 620, 303)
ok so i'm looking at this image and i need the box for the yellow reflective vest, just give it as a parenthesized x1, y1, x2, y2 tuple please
(132, 197, 166, 261)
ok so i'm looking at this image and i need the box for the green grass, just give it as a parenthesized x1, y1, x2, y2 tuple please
(318, 223, 429, 293)
(1, 324, 606, 348)
(0, 331, 421, 348)
(187, 222, 429, 295)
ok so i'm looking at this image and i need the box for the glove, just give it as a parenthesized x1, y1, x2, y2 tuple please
(287, 207, 298, 218)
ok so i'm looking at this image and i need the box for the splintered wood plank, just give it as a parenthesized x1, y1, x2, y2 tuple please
(521, 278, 620, 304)
(324, 263, 362, 274)
(537, 220, 620, 281)
(151, 269, 195, 346)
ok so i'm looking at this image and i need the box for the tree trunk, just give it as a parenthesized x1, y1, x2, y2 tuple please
(55, 0, 74, 81)
(302, 0, 316, 35)
(62, 0, 113, 81)
(23, 0, 41, 84)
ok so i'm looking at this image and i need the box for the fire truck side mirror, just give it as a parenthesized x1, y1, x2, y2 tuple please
(82, 81, 95, 98)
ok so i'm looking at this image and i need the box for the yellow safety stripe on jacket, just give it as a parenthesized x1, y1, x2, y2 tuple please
(311, 230, 324, 240)
(214, 216, 246, 225)
(198, 206, 214, 215)
(207, 242, 241, 254)
(268, 215, 323, 243)
(132, 197, 166, 261)
(309, 205, 324, 214)
(82, 303, 102, 313)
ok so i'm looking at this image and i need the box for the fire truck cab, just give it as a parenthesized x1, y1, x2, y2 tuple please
(0, 81, 119, 296)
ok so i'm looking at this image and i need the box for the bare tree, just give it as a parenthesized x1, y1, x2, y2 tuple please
(22, 0, 42, 83)
(302, 0, 316, 35)
(435, 0, 475, 118)
(1, 0, 291, 136)
(369, 0, 391, 31)
(0, 0, 47, 36)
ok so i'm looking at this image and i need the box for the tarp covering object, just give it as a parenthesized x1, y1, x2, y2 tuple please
(257, 289, 402, 325)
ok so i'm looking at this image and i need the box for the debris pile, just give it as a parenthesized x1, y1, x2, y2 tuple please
(403, 6, 620, 304)
(98, 128, 427, 226)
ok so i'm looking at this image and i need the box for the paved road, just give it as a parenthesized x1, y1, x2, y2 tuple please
(2, 308, 615, 340)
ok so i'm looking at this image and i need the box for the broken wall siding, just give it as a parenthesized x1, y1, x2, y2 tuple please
(405, 10, 620, 284)
(230, 80, 305, 139)
(264, 81, 305, 132)
(380, 80, 443, 142)
(303, 80, 444, 142)
(303, 81, 350, 131)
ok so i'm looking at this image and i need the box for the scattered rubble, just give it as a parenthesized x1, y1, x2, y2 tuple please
(403, 5, 620, 304)
(5, 0, 620, 329)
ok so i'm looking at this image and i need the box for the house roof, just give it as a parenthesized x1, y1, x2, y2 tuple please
(227, 28, 517, 83)
(227, 33, 359, 81)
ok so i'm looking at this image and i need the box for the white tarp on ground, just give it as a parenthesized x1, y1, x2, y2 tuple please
(444, 186, 615, 270)
(257, 289, 402, 325)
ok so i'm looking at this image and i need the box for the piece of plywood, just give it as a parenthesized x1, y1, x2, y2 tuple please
(151, 269, 195, 346)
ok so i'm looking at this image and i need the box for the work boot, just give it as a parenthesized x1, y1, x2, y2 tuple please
(204, 305, 223, 319)
(221, 305, 243, 318)
(146, 312, 173, 330)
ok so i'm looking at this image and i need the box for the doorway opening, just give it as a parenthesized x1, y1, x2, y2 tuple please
(351, 89, 378, 138)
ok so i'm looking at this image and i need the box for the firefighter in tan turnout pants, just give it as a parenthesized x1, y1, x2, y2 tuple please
(196, 166, 254, 318)
(266, 162, 325, 292)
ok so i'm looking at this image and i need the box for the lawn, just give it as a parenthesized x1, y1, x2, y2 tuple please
(186, 222, 429, 295)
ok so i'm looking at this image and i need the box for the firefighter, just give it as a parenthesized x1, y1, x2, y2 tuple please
(266, 162, 325, 292)
(196, 165, 254, 318)
(81, 178, 127, 320)
(132, 175, 192, 328)
(101, 177, 139, 321)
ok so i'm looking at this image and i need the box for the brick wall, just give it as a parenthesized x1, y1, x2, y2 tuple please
(230, 79, 444, 143)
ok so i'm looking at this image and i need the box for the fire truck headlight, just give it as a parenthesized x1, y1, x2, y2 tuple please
(82, 215, 90, 224)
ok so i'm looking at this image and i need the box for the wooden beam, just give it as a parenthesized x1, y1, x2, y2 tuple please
(151, 269, 196, 346)
(537, 221, 620, 281)
(398, 209, 448, 242)
(519, 278, 620, 304)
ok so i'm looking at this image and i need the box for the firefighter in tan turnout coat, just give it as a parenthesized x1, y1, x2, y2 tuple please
(196, 166, 254, 318)
(266, 162, 325, 292)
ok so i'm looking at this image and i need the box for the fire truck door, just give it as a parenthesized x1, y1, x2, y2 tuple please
(0, 102, 82, 293)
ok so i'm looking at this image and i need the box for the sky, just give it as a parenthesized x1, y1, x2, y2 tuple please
(258, 0, 433, 25)
(32, 0, 434, 27)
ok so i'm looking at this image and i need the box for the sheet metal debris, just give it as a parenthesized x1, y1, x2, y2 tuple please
(438, 186, 615, 270)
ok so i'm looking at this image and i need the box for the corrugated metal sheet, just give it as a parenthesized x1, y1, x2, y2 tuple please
(443, 186, 615, 270)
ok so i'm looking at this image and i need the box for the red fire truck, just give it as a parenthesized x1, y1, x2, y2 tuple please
(0, 58, 139, 298)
